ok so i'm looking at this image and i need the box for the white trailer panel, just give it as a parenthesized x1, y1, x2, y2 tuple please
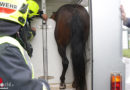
(91, 0, 125, 90)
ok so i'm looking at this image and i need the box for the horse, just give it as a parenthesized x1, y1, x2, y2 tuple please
(51, 4, 90, 90)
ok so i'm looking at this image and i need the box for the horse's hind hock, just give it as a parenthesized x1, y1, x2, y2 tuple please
(60, 82, 66, 89)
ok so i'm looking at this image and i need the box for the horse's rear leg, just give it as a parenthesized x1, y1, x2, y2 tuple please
(57, 45, 69, 89)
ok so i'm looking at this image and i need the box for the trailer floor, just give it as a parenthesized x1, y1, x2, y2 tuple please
(50, 83, 75, 90)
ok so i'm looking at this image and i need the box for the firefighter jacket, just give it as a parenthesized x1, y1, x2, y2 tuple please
(124, 18, 130, 28)
(0, 36, 50, 90)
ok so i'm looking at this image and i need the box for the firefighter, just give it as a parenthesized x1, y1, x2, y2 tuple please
(0, 0, 50, 90)
(120, 5, 130, 27)
(22, 0, 48, 57)
(26, 0, 48, 41)
(26, 0, 48, 40)
(27, 0, 48, 21)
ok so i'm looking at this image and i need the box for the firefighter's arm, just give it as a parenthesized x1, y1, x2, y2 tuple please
(29, 26, 36, 40)
(24, 22, 36, 41)
(120, 5, 130, 27)
(0, 44, 49, 90)
(37, 11, 48, 21)
(123, 18, 130, 28)
(41, 14, 48, 21)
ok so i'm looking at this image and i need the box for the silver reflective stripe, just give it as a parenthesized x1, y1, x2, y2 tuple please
(0, 36, 34, 78)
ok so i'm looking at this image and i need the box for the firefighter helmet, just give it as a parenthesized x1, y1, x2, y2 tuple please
(0, 0, 28, 26)
(27, 0, 40, 18)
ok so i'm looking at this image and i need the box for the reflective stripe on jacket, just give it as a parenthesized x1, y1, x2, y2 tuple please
(0, 36, 49, 90)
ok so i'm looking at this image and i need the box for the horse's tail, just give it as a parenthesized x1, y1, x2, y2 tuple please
(70, 11, 88, 90)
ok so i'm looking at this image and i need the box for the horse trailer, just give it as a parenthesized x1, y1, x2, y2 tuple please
(30, 0, 125, 90)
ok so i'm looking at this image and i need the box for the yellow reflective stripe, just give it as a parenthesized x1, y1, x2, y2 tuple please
(0, 36, 35, 79)
(42, 83, 47, 90)
(31, 63, 34, 79)
(0, 36, 28, 64)
(29, 32, 34, 41)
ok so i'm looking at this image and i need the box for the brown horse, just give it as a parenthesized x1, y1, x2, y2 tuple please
(51, 4, 90, 90)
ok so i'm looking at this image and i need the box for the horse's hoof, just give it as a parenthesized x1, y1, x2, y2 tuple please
(72, 81, 76, 88)
(59, 83, 66, 89)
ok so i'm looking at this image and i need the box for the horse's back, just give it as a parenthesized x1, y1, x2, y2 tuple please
(55, 4, 89, 21)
